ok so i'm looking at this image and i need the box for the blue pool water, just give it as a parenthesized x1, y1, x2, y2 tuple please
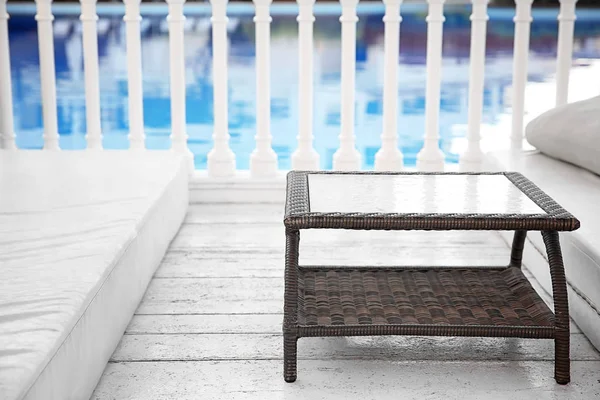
(7, 3, 600, 169)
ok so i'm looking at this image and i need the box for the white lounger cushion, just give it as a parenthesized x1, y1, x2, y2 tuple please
(487, 149, 600, 350)
(0, 151, 189, 400)
(525, 94, 600, 177)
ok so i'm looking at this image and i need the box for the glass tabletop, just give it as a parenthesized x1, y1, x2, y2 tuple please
(307, 174, 546, 215)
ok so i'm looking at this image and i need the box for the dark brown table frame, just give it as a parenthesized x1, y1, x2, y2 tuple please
(283, 171, 580, 385)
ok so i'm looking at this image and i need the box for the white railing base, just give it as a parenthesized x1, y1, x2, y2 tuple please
(170, 148, 195, 175)
(459, 147, 485, 172)
(1, 137, 17, 150)
(416, 147, 445, 172)
(207, 150, 236, 177)
(291, 149, 320, 170)
(84, 146, 103, 152)
(511, 137, 526, 150)
(128, 138, 146, 151)
(186, 154, 195, 175)
(43, 139, 60, 151)
(127, 146, 147, 152)
(170, 143, 195, 175)
(459, 161, 485, 173)
(374, 149, 403, 171)
(459, 148, 485, 163)
(332, 149, 361, 171)
(250, 152, 279, 177)
(85, 136, 103, 150)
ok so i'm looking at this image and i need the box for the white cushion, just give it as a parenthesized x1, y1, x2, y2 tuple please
(487, 149, 600, 350)
(525, 95, 600, 177)
(0, 151, 189, 400)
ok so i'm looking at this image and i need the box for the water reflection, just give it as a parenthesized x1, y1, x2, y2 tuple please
(7, 5, 600, 169)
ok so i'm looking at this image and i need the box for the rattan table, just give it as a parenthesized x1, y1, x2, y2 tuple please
(282, 171, 580, 384)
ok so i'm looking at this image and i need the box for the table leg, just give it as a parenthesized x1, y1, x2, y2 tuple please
(283, 228, 300, 382)
(509, 230, 527, 268)
(542, 230, 570, 385)
(284, 334, 298, 383)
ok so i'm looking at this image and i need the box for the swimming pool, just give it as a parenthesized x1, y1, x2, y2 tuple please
(7, 3, 600, 169)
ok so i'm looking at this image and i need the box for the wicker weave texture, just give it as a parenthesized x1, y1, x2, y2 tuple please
(297, 267, 554, 328)
(284, 171, 580, 232)
(282, 172, 578, 384)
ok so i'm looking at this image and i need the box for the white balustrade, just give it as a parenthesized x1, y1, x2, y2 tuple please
(291, 0, 319, 170)
(207, 0, 236, 176)
(1, 0, 576, 175)
(35, 0, 60, 150)
(250, 0, 278, 177)
(80, 0, 102, 149)
(166, 0, 194, 172)
(555, 0, 577, 107)
(459, 0, 489, 171)
(0, 0, 16, 150)
(332, 0, 361, 171)
(416, 0, 445, 172)
(510, 0, 533, 149)
(374, 0, 403, 171)
(124, 0, 146, 150)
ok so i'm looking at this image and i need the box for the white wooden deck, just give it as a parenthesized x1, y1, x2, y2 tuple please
(91, 202, 600, 400)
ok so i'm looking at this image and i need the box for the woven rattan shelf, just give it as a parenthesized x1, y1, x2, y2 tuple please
(282, 171, 580, 385)
(296, 266, 555, 337)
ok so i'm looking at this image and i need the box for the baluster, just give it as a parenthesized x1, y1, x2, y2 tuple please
(250, 0, 277, 176)
(510, 0, 533, 149)
(374, 0, 403, 171)
(166, 0, 194, 172)
(35, 0, 60, 150)
(0, 0, 15, 149)
(124, 0, 146, 149)
(416, 0, 445, 172)
(80, 0, 102, 149)
(291, 0, 319, 170)
(459, 0, 489, 171)
(332, 0, 361, 171)
(207, 0, 235, 176)
(556, 0, 577, 107)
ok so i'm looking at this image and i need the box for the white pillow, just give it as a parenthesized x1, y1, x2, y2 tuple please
(525, 95, 600, 177)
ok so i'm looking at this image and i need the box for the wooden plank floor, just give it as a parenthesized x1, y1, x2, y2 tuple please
(91, 203, 600, 400)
